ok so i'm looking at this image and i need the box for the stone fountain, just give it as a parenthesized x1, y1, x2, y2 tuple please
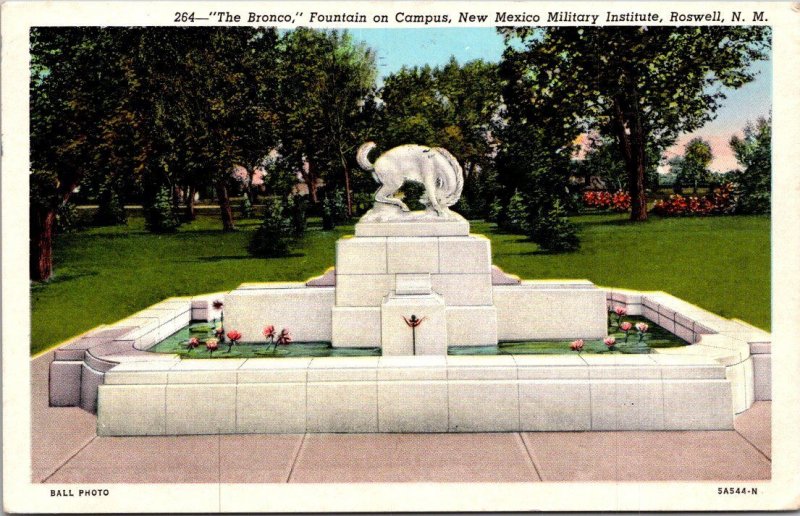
(46, 143, 771, 435)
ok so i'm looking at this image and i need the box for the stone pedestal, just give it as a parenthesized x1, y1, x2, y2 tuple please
(331, 212, 497, 353)
(381, 293, 447, 355)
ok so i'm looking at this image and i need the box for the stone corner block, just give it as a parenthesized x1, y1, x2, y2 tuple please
(49, 361, 83, 407)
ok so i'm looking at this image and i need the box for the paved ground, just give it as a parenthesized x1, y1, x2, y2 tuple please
(32, 352, 771, 483)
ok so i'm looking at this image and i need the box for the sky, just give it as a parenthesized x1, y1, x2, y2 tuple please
(350, 27, 772, 173)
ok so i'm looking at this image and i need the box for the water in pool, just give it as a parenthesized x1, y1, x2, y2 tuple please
(147, 316, 687, 358)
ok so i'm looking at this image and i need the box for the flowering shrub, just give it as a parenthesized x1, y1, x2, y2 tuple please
(582, 190, 612, 209)
(582, 190, 630, 212)
(653, 182, 738, 217)
(610, 190, 631, 212)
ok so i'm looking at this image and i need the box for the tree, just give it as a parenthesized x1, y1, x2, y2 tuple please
(730, 116, 771, 214)
(378, 58, 503, 216)
(499, 26, 771, 221)
(274, 29, 376, 213)
(495, 46, 580, 244)
(30, 28, 129, 281)
(680, 137, 713, 193)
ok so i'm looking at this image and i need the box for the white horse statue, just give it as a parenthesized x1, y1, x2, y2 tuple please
(356, 142, 464, 216)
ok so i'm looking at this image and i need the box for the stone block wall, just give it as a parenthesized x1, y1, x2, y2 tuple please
(605, 288, 772, 413)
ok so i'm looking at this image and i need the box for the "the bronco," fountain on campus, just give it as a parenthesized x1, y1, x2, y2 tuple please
(47, 143, 771, 436)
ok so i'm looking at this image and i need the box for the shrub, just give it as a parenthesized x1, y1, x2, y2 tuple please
(351, 192, 373, 217)
(652, 182, 737, 217)
(322, 189, 348, 230)
(582, 190, 612, 209)
(248, 198, 294, 257)
(285, 195, 307, 237)
(93, 182, 127, 226)
(610, 190, 631, 212)
(582, 189, 630, 212)
(56, 201, 81, 233)
(730, 116, 770, 214)
(503, 189, 529, 232)
(239, 196, 254, 219)
(143, 185, 179, 233)
(487, 198, 503, 222)
(529, 200, 580, 252)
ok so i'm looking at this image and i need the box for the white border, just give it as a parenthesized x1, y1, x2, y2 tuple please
(3, 1, 799, 512)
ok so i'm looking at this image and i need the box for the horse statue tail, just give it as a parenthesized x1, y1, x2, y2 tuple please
(433, 147, 464, 207)
(356, 141, 377, 172)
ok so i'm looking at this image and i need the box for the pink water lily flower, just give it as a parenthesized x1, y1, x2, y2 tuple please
(276, 328, 292, 345)
(206, 338, 219, 356)
(187, 337, 200, 350)
(635, 322, 649, 333)
(225, 329, 242, 352)
(614, 306, 627, 317)
(570, 339, 584, 352)
(263, 325, 276, 341)
(604, 337, 616, 348)
(619, 322, 633, 331)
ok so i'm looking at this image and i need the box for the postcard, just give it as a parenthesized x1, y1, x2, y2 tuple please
(3, 0, 799, 512)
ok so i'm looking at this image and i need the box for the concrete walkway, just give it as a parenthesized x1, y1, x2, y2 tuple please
(32, 352, 771, 483)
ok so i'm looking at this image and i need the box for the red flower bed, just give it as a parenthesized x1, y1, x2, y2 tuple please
(652, 183, 737, 217)
(582, 190, 630, 212)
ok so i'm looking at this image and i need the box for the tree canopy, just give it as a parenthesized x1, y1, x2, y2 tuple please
(498, 26, 771, 220)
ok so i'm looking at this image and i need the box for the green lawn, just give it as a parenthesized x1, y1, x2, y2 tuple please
(30, 212, 770, 355)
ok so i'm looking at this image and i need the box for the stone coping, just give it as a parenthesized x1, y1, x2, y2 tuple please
(104, 352, 727, 385)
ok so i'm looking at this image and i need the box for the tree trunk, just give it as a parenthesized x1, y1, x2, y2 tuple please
(30, 207, 56, 281)
(612, 96, 647, 221)
(340, 153, 353, 217)
(215, 181, 236, 231)
(184, 185, 196, 221)
(305, 161, 319, 204)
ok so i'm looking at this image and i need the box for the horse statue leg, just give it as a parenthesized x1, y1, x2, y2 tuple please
(375, 182, 410, 212)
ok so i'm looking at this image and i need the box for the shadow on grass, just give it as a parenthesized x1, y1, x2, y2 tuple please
(575, 217, 642, 228)
(196, 252, 305, 262)
(30, 269, 99, 290)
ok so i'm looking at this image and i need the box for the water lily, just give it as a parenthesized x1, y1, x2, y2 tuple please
(187, 337, 200, 351)
(611, 305, 627, 327)
(635, 322, 649, 342)
(570, 339, 584, 352)
(276, 328, 292, 346)
(620, 321, 633, 342)
(226, 329, 242, 352)
(604, 336, 616, 350)
(205, 338, 219, 356)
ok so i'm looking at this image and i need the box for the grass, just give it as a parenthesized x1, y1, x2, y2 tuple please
(475, 213, 770, 331)
(30, 212, 770, 355)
